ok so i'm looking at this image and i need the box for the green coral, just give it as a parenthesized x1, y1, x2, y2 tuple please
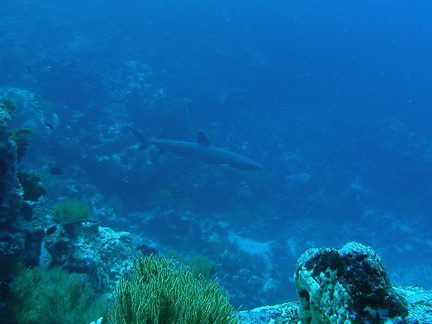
(11, 128, 32, 162)
(185, 254, 217, 280)
(10, 266, 108, 324)
(109, 255, 238, 324)
(0, 97, 17, 115)
(52, 199, 92, 223)
(168, 252, 216, 280)
(18, 172, 46, 201)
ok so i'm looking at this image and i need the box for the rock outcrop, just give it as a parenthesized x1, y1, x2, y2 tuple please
(42, 221, 137, 292)
(240, 242, 432, 323)
(0, 99, 23, 225)
(294, 242, 408, 323)
(0, 99, 25, 274)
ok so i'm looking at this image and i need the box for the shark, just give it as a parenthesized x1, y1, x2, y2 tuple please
(126, 126, 263, 171)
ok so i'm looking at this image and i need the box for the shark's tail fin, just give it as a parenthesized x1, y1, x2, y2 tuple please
(126, 126, 150, 150)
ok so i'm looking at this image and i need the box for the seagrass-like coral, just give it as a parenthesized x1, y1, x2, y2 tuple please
(10, 266, 107, 324)
(109, 255, 238, 324)
(52, 199, 92, 223)
(167, 252, 216, 280)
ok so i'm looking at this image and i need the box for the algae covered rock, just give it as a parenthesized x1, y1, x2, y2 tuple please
(42, 222, 136, 292)
(0, 98, 26, 276)
(0, 100, 23, 224)
(294, 242, 408, 324)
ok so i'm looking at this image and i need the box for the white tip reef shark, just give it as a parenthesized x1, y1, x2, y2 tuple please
(126, 126, 263, 171)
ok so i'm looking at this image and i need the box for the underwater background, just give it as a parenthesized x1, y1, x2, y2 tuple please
(1, 0, 432, 312)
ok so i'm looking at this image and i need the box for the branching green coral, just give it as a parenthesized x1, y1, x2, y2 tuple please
(52, 199, 92, 223)
(109, 255, 238, 324)
(11, 128, 32, 162)
(18, 172, 46, 201)
(10, 266, 108, 324)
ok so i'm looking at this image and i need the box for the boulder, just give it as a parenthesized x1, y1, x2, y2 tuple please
(294, 242, 408, 323)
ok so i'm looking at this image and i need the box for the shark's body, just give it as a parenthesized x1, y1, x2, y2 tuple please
(127, 127, 263, 171)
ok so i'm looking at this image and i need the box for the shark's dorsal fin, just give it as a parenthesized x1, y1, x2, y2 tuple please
(197, 131, 210, 146)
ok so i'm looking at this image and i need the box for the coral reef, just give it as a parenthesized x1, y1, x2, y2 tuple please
(109, 255, 238, 324)
(2, 87, 432, 323)
(294, 242, 408, 323)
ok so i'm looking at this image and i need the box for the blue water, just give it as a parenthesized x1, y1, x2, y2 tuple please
(2, 0, 432, 309)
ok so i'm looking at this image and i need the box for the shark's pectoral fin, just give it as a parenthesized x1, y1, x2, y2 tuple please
(197, 131, 210, 146)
